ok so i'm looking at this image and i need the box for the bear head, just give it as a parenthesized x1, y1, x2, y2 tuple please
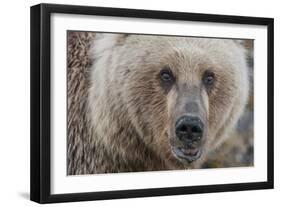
(90, 33, 249, 168)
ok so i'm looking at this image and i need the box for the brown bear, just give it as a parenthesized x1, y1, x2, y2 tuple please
(67, 32, 249, 175)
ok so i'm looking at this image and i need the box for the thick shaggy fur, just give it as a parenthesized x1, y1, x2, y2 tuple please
(67, 32, 249, 175)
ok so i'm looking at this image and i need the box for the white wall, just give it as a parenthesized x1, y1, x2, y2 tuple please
(0, 0, 279, 206)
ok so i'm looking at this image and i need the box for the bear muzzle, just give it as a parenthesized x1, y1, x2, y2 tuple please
(172, 115, 205, 163)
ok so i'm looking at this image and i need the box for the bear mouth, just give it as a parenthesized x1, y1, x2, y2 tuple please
(172, 146, 202, 163)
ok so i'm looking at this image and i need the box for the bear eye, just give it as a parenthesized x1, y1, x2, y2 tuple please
(160, 67, 174, 82)
(203, 70, 215, 86)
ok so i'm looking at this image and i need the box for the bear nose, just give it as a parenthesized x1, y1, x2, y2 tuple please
(175, 116, 204, 142)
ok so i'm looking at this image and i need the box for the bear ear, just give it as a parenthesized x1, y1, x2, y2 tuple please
(233, 39, 254, 69)
(92, 33, 129, 56)
(233, 39, 253, 50)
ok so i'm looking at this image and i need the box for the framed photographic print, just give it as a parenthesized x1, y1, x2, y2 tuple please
(30, 3, 274, 203)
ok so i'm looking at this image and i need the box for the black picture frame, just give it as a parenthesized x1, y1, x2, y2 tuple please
(30, 3, 274, 204)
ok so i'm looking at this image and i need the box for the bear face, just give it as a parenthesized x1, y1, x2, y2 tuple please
(90, 34, 249, 169)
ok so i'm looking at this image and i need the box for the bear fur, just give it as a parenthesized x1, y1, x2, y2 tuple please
(67, 32, 249, 175)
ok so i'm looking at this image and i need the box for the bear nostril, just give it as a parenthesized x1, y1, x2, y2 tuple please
(191, 125, 202, 134)
(175, 116, 204, 141)
(179, 125, 188, 133)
